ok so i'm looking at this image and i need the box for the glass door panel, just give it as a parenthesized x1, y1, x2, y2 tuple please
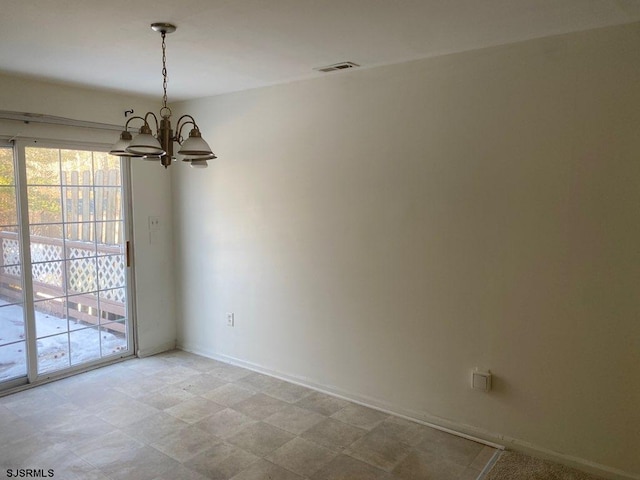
(0, 146, 27, 383)
(24, 146, 130, 377)
(0, 143, 132, 390)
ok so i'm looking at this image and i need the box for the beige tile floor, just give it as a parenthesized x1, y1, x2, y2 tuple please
(0, 350, 497, 480)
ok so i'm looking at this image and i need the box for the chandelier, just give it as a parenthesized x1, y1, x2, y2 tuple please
(109, 23, 216, 169)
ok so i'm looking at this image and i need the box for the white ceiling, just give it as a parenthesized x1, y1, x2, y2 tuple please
(0, 0, 639, 101)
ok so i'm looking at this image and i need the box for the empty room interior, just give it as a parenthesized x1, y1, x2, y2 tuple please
(0, 1, 638, 479)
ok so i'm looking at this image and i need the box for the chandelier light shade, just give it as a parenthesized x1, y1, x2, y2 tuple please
(109, 22, 216, 168)
(190, 160, 209, 169)
(109, 131, 140, 157)
(177, 128, 214, 156)
(127, 124, 165, 156)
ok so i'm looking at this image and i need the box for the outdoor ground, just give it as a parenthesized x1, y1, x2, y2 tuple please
(0, 300, 127, 381)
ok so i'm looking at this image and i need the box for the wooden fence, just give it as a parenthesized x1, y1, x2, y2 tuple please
(28, 168, 122, 246)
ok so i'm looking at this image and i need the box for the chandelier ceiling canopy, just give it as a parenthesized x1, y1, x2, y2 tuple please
(109, 23, 216, 169)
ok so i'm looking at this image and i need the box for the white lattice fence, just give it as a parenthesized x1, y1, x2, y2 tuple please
(1, 232, 126, 304)
(2, 236, 20, 276)
(97, 255, 126, 302)
(31, 241, 64, 286)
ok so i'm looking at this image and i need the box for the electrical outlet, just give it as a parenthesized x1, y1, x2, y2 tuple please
(472, 368, 492, 392)
(226, 312, 234, 327)
(148, 216, 160, 230)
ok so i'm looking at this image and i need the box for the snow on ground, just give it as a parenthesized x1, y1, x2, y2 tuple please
(0, 300, 127, 382)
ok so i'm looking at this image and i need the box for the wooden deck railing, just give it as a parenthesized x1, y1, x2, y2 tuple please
(0, 230, 126, 334)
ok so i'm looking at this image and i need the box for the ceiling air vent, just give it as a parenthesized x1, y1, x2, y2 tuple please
(314, 61, 360, 73)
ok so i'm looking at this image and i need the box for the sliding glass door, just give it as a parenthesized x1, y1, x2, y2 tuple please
(0, 141, 134, 388)
(0, 145, 27, 384)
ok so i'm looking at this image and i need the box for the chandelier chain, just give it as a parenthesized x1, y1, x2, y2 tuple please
(161, 31, 168, 110)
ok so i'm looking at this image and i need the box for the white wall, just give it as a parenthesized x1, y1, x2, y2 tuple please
(0, 74, 177, 356)
(173, 22, 640, 478)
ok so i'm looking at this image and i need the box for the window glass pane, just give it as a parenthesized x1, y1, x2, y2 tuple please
(94, 187, 122, 222)
(32, 261, 64, 300)
(67, 293, 100, 330)
(26, 147, 60, 185)
(0, 228, 20, 268)
(37, 332, 70, 374)
(66, 257, 98, 295)
(34, 298, 68, 337)
(0, 187, 17, 226)
(0, 148, 16, 186)
(93, 153, 121, 186)
(0, 341, 26, 382)
(28, 186, 63, 224)
(30, 225, 64, 262)
(100, 323, 127, 356)
(30, 223, 63, 240)
(0, 303, 26, 345)
(70, 326, 101, 365)
(61, 150, 93, 185)
(65, 220, 95, 246)
(63, 186, 94, 225)
(0, 267, 23, 305)
(98, 255, 125, 290)
(96, 222, 123, 249)
(99, 288, 126, 323)
(66, 231, 97, 258)
(77, 221, 95, 243)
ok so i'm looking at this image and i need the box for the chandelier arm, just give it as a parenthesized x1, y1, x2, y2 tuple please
(175, 114, 199, 132)
(143, 111, 160, 132)
(123, 115, 147, 131)
(175, 117, 197, 143)
(176, 114, 197, 125)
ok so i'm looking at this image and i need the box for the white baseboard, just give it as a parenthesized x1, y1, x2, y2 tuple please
(177, 342, 638, 480)
(137, 340, 176, 358)
(177, 341, 504, 449)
